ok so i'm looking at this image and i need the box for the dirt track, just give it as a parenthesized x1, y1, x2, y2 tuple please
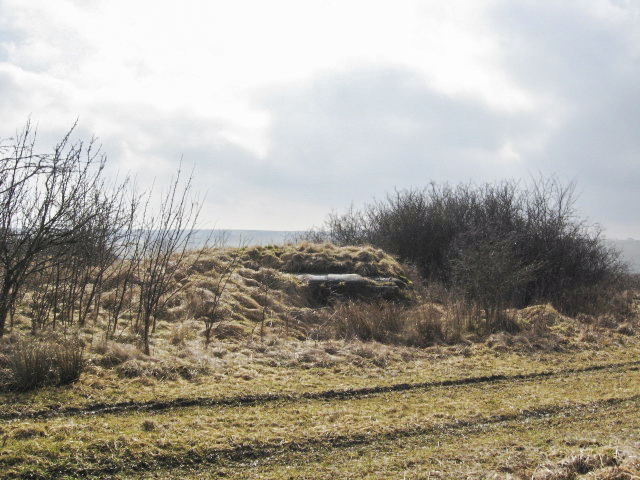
(2, 360, 638, 421)
(4, 358, 640, 478)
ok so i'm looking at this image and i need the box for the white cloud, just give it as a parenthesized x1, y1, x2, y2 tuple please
(1, 0, 533, 154)
(0, 0, 639, 236)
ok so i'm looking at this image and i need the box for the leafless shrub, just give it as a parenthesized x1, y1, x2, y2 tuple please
(130, 165, 207, 354)
(319, 177, 627, 320)
(0, 121, 119, 336)
(188, 249, 241, 346)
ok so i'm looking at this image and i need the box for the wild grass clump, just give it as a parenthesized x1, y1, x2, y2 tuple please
(532, 451, 623, 479)
(0, 335, 85, 391)
(92, 340, 146, 367)
(238, 242, 407, 279)
(321, 300, 453, 346)
(168, 319, 200, 346)
(403, 303, 446, 347)
(314, 288, 639, 350)
(54, 338, 85, 385)
(115, 356, 211, 381)
(329, 301, 405, 343)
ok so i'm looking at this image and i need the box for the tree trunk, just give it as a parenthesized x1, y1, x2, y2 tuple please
(205, 323, 212, 347)
(0, 289, 12, 337)
(143, 313, 151, 355)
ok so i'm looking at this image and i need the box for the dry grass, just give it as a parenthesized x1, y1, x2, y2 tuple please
(3, 341, 640, 478)
(532, 447, 640, 479)
(1, 243, 640, 477)
(181, 242, 408, 278)
(92, 339, 146, 367)
(238, 242, 409, 278)
(318, 300, 447, 346)
(170, 243, 398, 340)
(11, 242, 637, 353)
(0, 335, 85, 391)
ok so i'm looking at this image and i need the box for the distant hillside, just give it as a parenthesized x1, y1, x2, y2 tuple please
(189, 230, 299, 248)
(609, 238, 640, 273)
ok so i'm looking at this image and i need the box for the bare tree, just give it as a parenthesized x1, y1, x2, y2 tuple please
(0, 121, 109, 336)
(71, 177, 138, 327)
(134, 166, 205, 355)
(101, 191, 142, 338)
(188, 249, 241, 347)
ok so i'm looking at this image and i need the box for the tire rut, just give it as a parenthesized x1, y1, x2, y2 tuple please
(2, 360, 639, 421)
(15, 392, 640, 479)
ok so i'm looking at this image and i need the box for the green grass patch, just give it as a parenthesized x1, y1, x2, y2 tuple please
(2, 347, 640, 478)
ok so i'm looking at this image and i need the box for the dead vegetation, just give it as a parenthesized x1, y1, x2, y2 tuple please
(532, 446, 640, 479)
(3, 122, 640, 477)
(1, 242, 638, 390)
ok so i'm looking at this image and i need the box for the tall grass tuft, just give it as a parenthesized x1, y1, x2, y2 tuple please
(53, 338, 85, 385)
(3, 339, 52, 391)
(325, 300, 454, 346)
(0, 336, 85, 391)
(330, 301, 405, 343)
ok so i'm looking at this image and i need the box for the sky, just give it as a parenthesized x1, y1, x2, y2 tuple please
(0, 0, 639, 237)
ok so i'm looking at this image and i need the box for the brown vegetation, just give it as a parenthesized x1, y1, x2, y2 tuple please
(3, 121, 640, 478)
(1, 238, 638, 392)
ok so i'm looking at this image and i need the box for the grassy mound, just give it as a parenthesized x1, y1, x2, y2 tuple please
(190, 242, 409, 278)
(165, 243, 411, 340)
(4, 242, 638, 390)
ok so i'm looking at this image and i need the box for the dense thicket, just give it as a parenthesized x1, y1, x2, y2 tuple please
(316, 178, 626, 316)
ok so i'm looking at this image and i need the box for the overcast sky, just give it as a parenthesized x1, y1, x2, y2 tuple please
(1, 0, 639, 237)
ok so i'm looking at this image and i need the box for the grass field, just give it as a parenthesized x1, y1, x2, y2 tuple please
(2, 333, 640, 479)
(1, 243, 639, 478)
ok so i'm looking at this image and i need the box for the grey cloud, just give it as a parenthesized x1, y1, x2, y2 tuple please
(76, 101, 276, 209)
(491, 2, 640, 234)
(3, 1, 638, 235)
(495, 2, 635, 100)
(82, 70, 543, 224)
(254, 67, 542, 208)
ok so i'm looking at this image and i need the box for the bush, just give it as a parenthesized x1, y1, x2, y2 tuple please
(318, 177, 626, 316)
(320, 300, 450, 346)
(329, 300, 405, 343)
(54, 338, 86, 385)
(0, 336, 85, 391)
(3, 339, 52, 391)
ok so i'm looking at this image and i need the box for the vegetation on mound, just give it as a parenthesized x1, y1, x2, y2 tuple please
(236, 242, 408, 278)
(1, 238, 638, 392)
(308, 178, 627, 319)
(172, 242, 412, 341)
